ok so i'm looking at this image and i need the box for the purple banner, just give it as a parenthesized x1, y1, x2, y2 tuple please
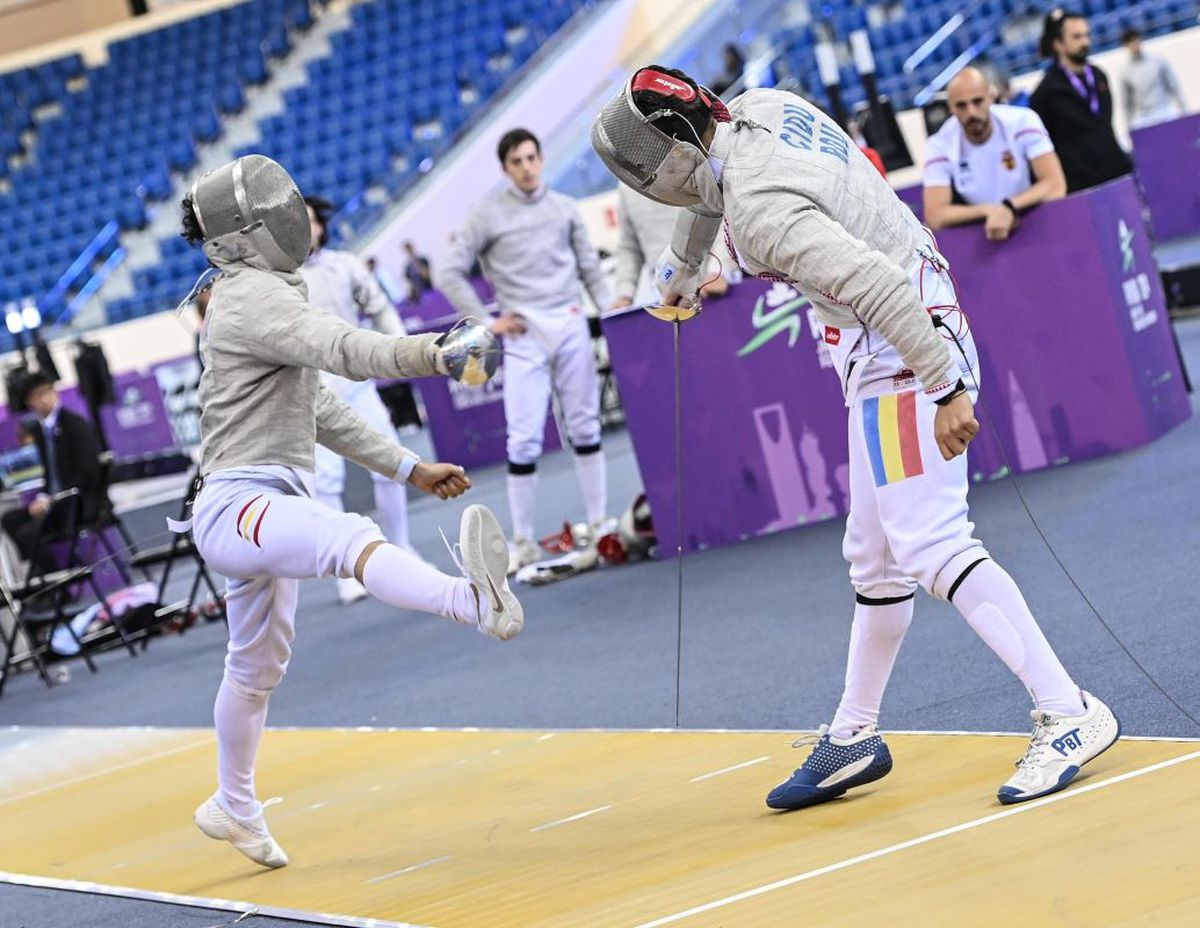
(605, 176, 1190, 555)
(0, 371, 177, 458)
(1131, 113, 1200, 242)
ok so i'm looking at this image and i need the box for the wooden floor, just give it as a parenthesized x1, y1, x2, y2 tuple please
(2, 727, 1198, 927)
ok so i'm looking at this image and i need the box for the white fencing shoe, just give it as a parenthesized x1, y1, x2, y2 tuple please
(194, 794, 289, 868)
(336, 576, 369, 605)
(997, 691, 1120, 805)
(456, 504, 524, 640)
(507, 536, 539, 575)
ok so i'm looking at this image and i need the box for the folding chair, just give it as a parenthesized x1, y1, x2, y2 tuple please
(0, 490, 103, 697)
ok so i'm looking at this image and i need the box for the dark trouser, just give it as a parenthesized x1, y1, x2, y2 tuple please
(1, 507, 66, 575)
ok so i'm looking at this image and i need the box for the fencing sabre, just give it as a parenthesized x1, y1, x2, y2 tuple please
(628, 296, 700, 727)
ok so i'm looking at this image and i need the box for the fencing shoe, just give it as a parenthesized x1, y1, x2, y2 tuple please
(507, 536, 539, 575)
(766, 725, 893, 810)
(336, 576, 369, 605)
(454, 504, 523, 640)
(997, 691, 1120, 804)
(194, 794, 289, 868)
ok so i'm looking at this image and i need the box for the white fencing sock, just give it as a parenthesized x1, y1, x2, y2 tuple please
(372, 478, 411, 550)
(572, 446, 608, 526)
(830, 596, 915, 738)
(360, 542, 476, 623)
(950, 559, 1085, 716)
(214, 674, 270, 821)
(506, 469, 538, 542)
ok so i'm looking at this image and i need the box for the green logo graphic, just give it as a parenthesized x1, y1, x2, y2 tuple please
(738, 290, 810, 357)
(1118, 219, 1135, 274)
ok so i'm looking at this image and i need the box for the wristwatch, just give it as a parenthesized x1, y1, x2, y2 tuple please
(934, 379, 968, 406)
(1002, 198, 1020, 217)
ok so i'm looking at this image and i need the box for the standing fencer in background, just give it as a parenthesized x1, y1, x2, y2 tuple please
(438, 128, 613, 574)
(180, 155, 522, 870)
(592, 66, 1118, 810)
(611, 182, 732, 311)
(302, 195, 422, 605)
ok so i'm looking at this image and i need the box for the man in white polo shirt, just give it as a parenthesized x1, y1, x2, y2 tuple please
(923, 67, 1066, 240)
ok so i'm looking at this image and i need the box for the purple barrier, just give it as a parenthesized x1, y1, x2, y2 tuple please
(604, 176, 1190, 555)
(398, 278, 494, 327)
(1131, 113, 1200, 242)
(404, 314, 561, 470)
(894, 182, 923, 219)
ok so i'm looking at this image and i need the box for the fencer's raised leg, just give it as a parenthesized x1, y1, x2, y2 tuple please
(357, 504, 523, 639)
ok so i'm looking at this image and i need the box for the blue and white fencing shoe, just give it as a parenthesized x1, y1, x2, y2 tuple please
(997, 691, 1120, 805)
(766, 724, 893, 811)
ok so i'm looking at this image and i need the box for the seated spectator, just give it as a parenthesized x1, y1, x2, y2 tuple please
(1121, 27, 1186, 130)
(403, 241, 433, 302)
(709, 43, 746, 98)
(1030, 9, 1132, 193)
(924, 66, 1066, 240)
(1, 373, 104, 573)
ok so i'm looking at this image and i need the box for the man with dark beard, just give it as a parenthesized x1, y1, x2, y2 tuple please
(1030, 10, 1132, 192)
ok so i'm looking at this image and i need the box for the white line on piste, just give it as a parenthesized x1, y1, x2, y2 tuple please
(689, 756, 771, 783)
(530, 805, 612, 832)
(634, 749, 1200, 927)
(365, 856, 451, 885)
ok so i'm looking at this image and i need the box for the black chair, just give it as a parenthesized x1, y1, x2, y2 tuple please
(0, 489, 104, 696)
(73, 453, 146, 587)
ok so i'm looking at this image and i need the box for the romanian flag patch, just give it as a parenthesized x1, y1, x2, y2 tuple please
(863, 391, 924, 487)
(235, 494, 271, 548)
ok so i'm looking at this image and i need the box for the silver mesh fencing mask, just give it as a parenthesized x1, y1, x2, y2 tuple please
(590, 68, 725, 218)
(190, 155, 312, 272)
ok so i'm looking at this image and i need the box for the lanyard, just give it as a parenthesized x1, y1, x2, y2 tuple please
(1063, 63, 1100, 116)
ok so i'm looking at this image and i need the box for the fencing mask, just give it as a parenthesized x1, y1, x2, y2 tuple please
(590, 67, 729, 218)
(190, 155, 312, 272)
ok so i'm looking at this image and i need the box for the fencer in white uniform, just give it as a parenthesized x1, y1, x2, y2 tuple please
(301, 196, 418, 605)
(180, 156, 523, 870)
(591, 67, 1118, 808)
(438, 128, 613, 573)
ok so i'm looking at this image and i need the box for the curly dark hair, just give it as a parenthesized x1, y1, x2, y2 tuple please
(180, 193, 205, 246)
(629, 65, 714, 148)
(304, 194, 334, 248)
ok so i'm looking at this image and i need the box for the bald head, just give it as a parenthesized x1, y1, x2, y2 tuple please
(947, 67, 995, 143)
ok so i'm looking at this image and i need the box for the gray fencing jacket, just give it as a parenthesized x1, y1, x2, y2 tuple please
(197, 238, 440, 480)
(682, 88, 960, 398)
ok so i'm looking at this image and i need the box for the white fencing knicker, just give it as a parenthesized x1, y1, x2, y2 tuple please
(825, 247, 985, 601)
